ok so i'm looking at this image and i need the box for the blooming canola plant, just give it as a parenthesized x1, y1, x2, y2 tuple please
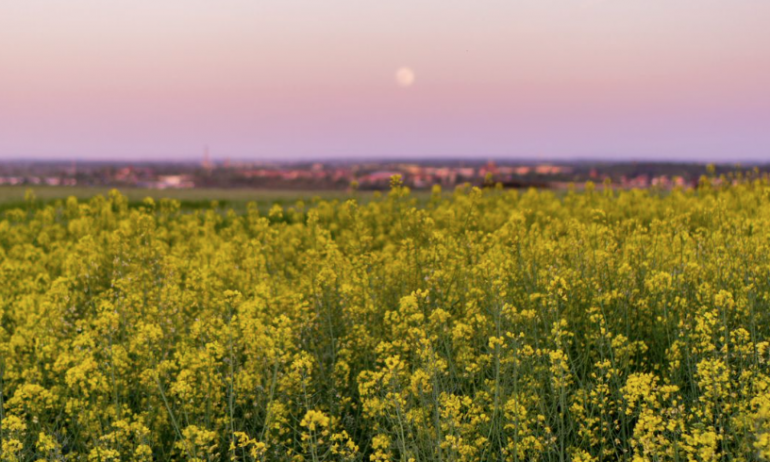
(1, 175, 770, 461)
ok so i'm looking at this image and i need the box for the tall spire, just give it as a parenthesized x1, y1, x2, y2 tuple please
(202, 145, 213, 171)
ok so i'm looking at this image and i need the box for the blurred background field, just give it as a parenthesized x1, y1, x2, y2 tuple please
(0, 185, 434, 213)
(0, 186, 356, 211)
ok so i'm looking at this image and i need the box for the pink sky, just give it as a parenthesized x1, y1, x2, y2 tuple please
(1, 0, 769, 161)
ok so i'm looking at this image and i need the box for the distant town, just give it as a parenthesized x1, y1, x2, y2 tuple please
(0, 157, 763, 191)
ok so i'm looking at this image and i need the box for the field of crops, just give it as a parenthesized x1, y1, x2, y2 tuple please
(0, 186, 392, 214)
(2, 177, 770, 461)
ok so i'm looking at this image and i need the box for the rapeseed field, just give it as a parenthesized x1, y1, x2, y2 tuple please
(2, 175, 770, 461)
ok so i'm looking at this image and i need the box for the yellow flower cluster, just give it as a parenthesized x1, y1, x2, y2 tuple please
(2, 175, 770, 461)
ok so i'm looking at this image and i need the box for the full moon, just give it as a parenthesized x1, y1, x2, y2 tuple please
(395, 67, 415, 88)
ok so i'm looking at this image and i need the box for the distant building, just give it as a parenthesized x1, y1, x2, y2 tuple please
(152, 175, 195, 189)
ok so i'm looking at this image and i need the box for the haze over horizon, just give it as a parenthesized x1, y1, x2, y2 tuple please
(1, 0, 769, 162)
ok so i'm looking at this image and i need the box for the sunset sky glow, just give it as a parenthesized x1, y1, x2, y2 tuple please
(1, 0, 769, 161)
